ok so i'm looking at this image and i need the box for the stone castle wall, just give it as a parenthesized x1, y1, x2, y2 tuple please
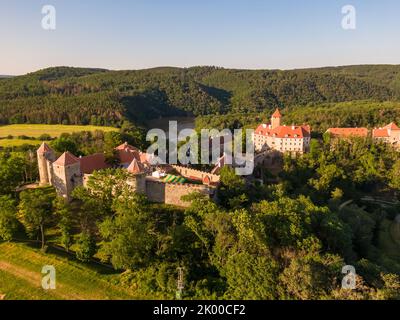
(171, 165, 220, 184)
(146, 179, 213, 207)
(83, 175, 211, 207)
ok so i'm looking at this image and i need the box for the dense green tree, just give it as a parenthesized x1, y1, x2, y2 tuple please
(75, 231, 97, 262)
(278, 253, 344, 300)
(53, 197, 73, 251)
(252, 196, 330, 249)
(0, 195, 18, 241)
(51, 136, 79, 155)
(217, 166, 248, 209)
(0, 152, 27, 194)
(337, 205, 376, 257)
(83, 169, 132, 215)
(389, 160, 400, 191)
(71, 186, 102, 232)
(224, 252, 279, 299)
(104, 131, 123, 165)
(17, 188, 55, 249)
(309, 164, 346, 195)
(99, 194, 156, 270)
(377, 273, 400, 299)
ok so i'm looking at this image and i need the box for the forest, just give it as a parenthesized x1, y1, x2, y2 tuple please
(1, 65, 400, 127)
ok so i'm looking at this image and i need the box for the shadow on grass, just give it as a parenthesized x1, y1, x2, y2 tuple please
(12, 239, 120, 275)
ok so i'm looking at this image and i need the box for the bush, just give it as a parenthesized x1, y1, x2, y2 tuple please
(38, 133, 52, 141)
(18, 135, 31, 140)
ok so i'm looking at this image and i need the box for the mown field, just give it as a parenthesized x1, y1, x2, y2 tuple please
(0, 242, 144, 300)
(0, 124, 118, 139)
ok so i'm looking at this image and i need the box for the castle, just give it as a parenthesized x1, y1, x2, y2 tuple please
(252, 109, 311, 154)
(326, 122, 400, 149)
(37, 142, 220, 207)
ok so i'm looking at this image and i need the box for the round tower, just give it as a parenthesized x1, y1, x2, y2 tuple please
(127, 159, 147, 194)
(37, 142, 55, 185)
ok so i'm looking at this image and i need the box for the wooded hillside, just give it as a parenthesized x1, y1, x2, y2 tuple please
(0, 65, 399, 126)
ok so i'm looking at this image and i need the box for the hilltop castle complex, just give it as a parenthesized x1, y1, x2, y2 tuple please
(37, 109, 313, 206)
(252, 109, 311, 154)
(37, 142, 220, 207)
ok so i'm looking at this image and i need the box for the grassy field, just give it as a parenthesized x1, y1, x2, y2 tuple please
(0, 139, 42, 147)
(0, 242, 145, 300)
(0, 124, 118, 139)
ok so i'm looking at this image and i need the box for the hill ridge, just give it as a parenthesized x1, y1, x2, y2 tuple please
(1, 65, 399, 126)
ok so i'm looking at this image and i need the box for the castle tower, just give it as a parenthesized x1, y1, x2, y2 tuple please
(37, 142, 55, 186)
(271, 108, 282, 129)
(127, 159, 146, 194)
(52, 152, 82, 200)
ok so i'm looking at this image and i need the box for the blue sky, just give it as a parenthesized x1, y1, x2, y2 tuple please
(1, 0, 400, 75)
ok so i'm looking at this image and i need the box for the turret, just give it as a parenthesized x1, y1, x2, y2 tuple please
(127, 159, 146, 194)
(271, 108, 282, 129)
(37, 142, 55, 185)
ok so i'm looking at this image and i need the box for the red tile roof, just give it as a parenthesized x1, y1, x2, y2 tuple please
(383, 122, 400, 130)
(255, 124, 311, 138)
(202, 175, 211, 185)
(115, 142, 141, 164)
(139, 152, 152, 164)
(373, 128, 389, 138)
(117, 149, 141, 164)
(54, 152, 80, 166)
(127, 159, 145, 174)
(327, 128, 368, 138)
(372, 123, 400, 138)
(115, 142, 139, 152)
(79, 153, 109, 174)
(37, 142, 52, 154)
(272, 109, 282, 118)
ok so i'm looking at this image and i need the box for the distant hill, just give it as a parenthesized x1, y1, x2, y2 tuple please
(0, 75, 14, 79)
(0, 65, 399, 126)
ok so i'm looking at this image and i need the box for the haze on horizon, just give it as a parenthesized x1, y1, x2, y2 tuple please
(1, 0, 400, 75)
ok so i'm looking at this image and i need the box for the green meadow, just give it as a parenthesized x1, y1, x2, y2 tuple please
(0, 242, 143, 300)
